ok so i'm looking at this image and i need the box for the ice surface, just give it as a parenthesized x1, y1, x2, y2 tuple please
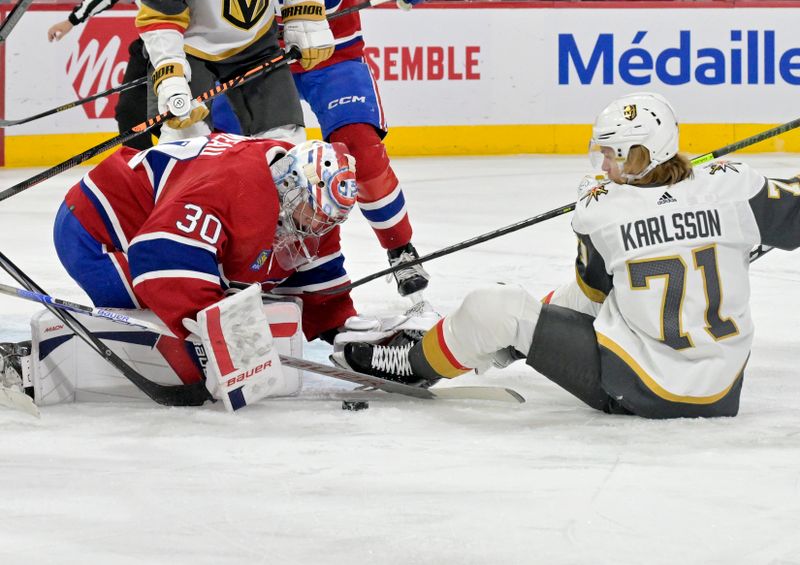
(1, 154, 800, 564)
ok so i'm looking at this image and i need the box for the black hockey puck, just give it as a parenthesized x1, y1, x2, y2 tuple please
(342, 400, 369, 411)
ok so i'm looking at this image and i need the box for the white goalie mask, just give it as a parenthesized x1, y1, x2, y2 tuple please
(269, 140, 358, 270)
(589, 92, 679, 181)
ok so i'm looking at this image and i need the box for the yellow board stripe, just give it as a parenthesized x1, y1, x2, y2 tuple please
(596, 332, 744, 405)
(4, 123, 799, 167)
(5, 133, 127, 167)
(382, 123, 800, 156)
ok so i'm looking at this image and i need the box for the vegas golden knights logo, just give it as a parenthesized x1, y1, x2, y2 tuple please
(223, 0, 268, 30)
(623, 104, 637, 121)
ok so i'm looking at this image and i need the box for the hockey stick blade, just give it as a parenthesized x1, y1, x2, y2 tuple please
(429, 386, 525, 403)
(287, 354, 524, 403)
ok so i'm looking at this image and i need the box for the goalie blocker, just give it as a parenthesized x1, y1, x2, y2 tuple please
(29, 287, 303, 409)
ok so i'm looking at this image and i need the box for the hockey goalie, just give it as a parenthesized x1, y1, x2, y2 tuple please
(1, 133, 361, 412)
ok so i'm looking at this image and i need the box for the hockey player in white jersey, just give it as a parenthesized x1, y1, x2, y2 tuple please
(336, 91, 800, 419)
(137, 0, 334, 143)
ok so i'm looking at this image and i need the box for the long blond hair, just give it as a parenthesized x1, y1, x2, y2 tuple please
(624, 145, 693, 186)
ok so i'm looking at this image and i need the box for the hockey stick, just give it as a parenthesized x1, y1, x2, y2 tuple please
(329, 118, 800, 294)
(0, 251, 212, 406)
(324, 0, 393, 19)
(0, 282, 525, 403)
(0, 0, 34, 43)
(0, 46, 301, 204)
(1, 0, 393, 129)
(0, 282, 161, 330)
(749, 244, 774, 263)
(0, 76, 148, 128)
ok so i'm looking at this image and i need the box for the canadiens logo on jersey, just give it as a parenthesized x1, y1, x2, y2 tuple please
(223, 0, 268, 30)
(706, 161, 741, 175)
(250, 249, 272, 270)
(623, 104, 637, 121)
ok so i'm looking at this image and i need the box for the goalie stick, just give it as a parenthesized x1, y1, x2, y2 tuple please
(0, 251, 211, 407)
(0, 0, 34, 42)
(325, 117, 800, 294)
(0, 46, 301, 204)
(0, 282, 525, 404)
(0, 0, 394, 129)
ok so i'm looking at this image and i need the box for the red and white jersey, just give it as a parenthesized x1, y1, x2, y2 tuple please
(571, 160, 800, 405)
(65, 133, 355, 339)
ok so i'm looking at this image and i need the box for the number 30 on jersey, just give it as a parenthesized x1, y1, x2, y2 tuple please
(176, 204, 222, 245)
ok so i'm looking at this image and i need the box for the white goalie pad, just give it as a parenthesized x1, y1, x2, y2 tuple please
(29, 298, 303, 406)
(186, 285, 290, 411)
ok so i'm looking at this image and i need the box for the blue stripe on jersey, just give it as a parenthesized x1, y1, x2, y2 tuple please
(144, 150, 175, 199)
(360, 191, 406, 224)
(279, 253, 346, 289)
(335, 35, 362, 51)
(128, 237, 219, 281)
(79, 179, 123, 250)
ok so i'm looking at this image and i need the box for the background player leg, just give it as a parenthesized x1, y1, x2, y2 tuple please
(293, 58, 430, 299)
(116, 38, 157, 151)
(330, 123, 429, 297)
(214, 56, 306, 145)
(53, 203, 139, 308)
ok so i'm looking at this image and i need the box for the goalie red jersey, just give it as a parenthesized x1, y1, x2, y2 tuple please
(57, 133, 356, 340)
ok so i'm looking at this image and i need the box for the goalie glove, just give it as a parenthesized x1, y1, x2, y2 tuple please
(183, 285, 286, 412)
(152, 61, 209, 129)
(281, 0, 334, 70)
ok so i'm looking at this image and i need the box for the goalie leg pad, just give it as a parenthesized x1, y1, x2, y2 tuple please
(29, 296, 303, 406)
(192, 285, 289, 411)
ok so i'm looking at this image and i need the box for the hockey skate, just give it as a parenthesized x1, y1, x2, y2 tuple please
(387, 243, 430, 297)
(0, 341, 38, 416)
(341, 331, 440, 389)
